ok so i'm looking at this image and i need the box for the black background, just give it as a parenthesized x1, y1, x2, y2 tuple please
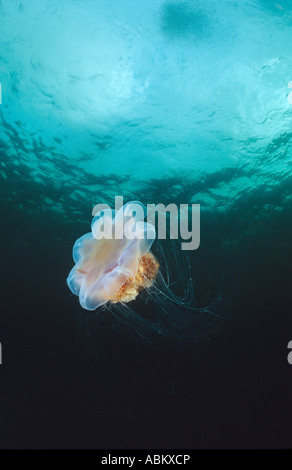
(0, 201, 291, 449)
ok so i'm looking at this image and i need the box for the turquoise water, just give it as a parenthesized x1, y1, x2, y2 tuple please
(1, 0, 292, 217)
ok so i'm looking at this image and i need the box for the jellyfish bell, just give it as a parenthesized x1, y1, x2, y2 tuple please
(67, 201, 159, 311)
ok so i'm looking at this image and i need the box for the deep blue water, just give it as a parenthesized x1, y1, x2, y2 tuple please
(0, 0, 292, 449)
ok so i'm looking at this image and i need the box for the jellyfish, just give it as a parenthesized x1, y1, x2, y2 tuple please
(67, 201, 227, 344)
(67, 201, 160, 311)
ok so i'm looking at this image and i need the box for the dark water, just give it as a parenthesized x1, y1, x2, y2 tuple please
(1, 197, 292, 449)
(0, 0, 292, 449)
